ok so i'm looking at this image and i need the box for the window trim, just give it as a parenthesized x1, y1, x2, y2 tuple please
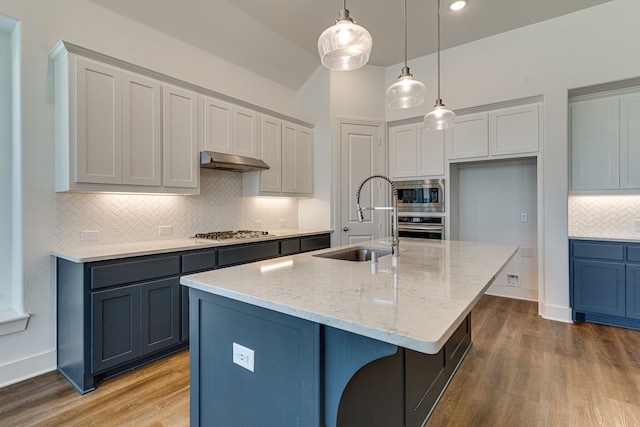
(0, 15, 29, 336)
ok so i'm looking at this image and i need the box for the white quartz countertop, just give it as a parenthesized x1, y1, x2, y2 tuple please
(52, 229, 333, 263)
(181, 238, 518, 354)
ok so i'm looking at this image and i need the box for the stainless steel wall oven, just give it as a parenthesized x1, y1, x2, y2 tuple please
(398, 216, 445, 240)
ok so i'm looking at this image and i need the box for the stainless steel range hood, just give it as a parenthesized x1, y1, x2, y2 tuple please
(200, 151, 269, 172)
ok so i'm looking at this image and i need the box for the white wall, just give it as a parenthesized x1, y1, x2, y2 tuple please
(455, 159, 538, 301)
(0, 0, 301, 387)
(383, 0, 640, 321)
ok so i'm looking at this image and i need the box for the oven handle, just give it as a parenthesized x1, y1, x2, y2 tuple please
(398, 226, 444, 232)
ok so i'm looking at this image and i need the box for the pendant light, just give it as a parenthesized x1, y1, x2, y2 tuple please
(386, 0, 426, 109)
(424, 0, 456, 130)
(317, 0, 372, 71)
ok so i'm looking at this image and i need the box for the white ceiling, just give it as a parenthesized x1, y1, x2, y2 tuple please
(88, 0, 612, 90)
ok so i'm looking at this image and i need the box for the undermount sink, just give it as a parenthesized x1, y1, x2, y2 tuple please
(313, 246, 392, 262)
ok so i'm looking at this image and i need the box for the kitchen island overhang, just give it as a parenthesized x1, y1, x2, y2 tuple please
(181, 238, 518, 426)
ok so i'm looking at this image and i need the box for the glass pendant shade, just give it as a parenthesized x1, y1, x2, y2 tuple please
(386, 71, 426, 109)
(425, 101, 456, 130)
(318, 17, 372, 71)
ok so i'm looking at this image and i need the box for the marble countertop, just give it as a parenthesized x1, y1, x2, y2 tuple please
(52, 229, 333, 263)
(181, 238, 518, 354)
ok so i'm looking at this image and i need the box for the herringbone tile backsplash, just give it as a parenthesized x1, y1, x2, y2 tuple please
(569, 195, 640, 239)
(53, 169, 299, 248)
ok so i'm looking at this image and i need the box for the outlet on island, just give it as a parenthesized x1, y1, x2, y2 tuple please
(233, 342, 255, 372)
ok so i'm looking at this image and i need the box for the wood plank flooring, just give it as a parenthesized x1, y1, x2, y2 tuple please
(2, 295, 640, 426)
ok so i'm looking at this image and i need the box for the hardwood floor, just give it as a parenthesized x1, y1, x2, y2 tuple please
(2, 295, 640, 426)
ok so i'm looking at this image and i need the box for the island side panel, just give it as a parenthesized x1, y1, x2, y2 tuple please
(189, 289, 320, 427)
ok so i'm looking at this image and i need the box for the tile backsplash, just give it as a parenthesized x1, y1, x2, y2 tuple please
(568, 195, 640, 239)
(53, 169, 299, 249)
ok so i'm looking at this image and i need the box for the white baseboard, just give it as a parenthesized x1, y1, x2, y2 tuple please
(485, 284, 538, 301)
(0, 350, 56, 388)
(541, 303, 573, 323)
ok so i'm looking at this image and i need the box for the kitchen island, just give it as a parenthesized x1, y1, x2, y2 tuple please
(181, 238, 517, 426)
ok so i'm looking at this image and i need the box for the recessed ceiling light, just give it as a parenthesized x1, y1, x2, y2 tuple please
(449, 0, 467, 11)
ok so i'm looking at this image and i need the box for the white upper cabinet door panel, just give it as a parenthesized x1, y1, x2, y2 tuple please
(446, 113, 488, 160)
(571, 98, 619, 190)
(295, 126, 313, 195)
(489, 104, 539, 156)
(234, 106, 260, 158)
(259, 115, 282, 193)
(75, 57, 123, 184)
(162, 85, 199, 189)
(418, 125, 445, 176)
(620, 94, 640, 189)
(282, 122, 313, 195)
(122, 73, 161, 186)
(389, 125, 418, 179)
(203, 97, 233, 154)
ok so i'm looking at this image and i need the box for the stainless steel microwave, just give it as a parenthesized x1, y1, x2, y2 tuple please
(394, 179, 445, 213)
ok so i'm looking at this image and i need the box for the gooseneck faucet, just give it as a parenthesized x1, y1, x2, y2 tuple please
(355, 175, 399, 257)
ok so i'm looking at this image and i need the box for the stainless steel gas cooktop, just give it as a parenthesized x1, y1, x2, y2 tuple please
(194, 230, 271, 240)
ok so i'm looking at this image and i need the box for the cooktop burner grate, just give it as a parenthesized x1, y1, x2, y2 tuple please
(194, 230, 270, 240)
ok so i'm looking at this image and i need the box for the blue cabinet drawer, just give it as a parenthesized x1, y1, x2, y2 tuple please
(182, 250, 217, 274)
(572, 241, 624, 261)
(627, 245, 640, 263)
(91, 255, 180, 290)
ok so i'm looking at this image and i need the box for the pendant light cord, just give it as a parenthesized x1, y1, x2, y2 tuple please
(437, 0, 441, 100)
(404, 0, 408, 68)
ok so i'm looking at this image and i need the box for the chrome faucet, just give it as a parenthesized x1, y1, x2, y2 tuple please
(355, 175, 399, 257)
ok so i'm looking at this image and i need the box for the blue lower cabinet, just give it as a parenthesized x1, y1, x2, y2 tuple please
(570, 239, 640, 329)
(573, 260, 625, 317)
(626, 265, 640, 320)
(91, 285, 142, 373)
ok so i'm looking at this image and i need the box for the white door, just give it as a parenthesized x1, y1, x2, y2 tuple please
(339, 122, 386, 245)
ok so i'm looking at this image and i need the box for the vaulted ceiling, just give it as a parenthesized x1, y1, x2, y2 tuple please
(88, 0, 612, 90)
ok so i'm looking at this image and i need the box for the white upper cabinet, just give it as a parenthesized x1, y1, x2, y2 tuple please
(571, 91, 640, 192)
(233, 106, 260, 159)
(446, 113, 488, 160)
(389, 123, 444, 180)
(282, 121, 313, 195)
(258, 114, 282, 193)
(489, 104, 539, 156)
(446, 103, 540, 162)
(122, 73, 162, 186)
(75, 57, 123, 185)
(203, 97, 233, 154)
(203, 97, 259, 159)
(162, 84, 199, 189)
(620, 94, 640, 189)
(51, 42, 199, 194)
(417, 124, 445, 177)
(243, 115, 314, 197)
(571, 97, 620, 191)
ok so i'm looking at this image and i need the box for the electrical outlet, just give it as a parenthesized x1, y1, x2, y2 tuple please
(634, 219, 640, 233)
(521, 247, 533, 257)
(279, 219, 287, 228)
(159, 225, 172, 235)
(233, 343, 254, 372)
(81, 230, 99, 242)
(520, 213, 528, 222)
(507, 274, 519, 286)
(254, 220, 263, 230)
